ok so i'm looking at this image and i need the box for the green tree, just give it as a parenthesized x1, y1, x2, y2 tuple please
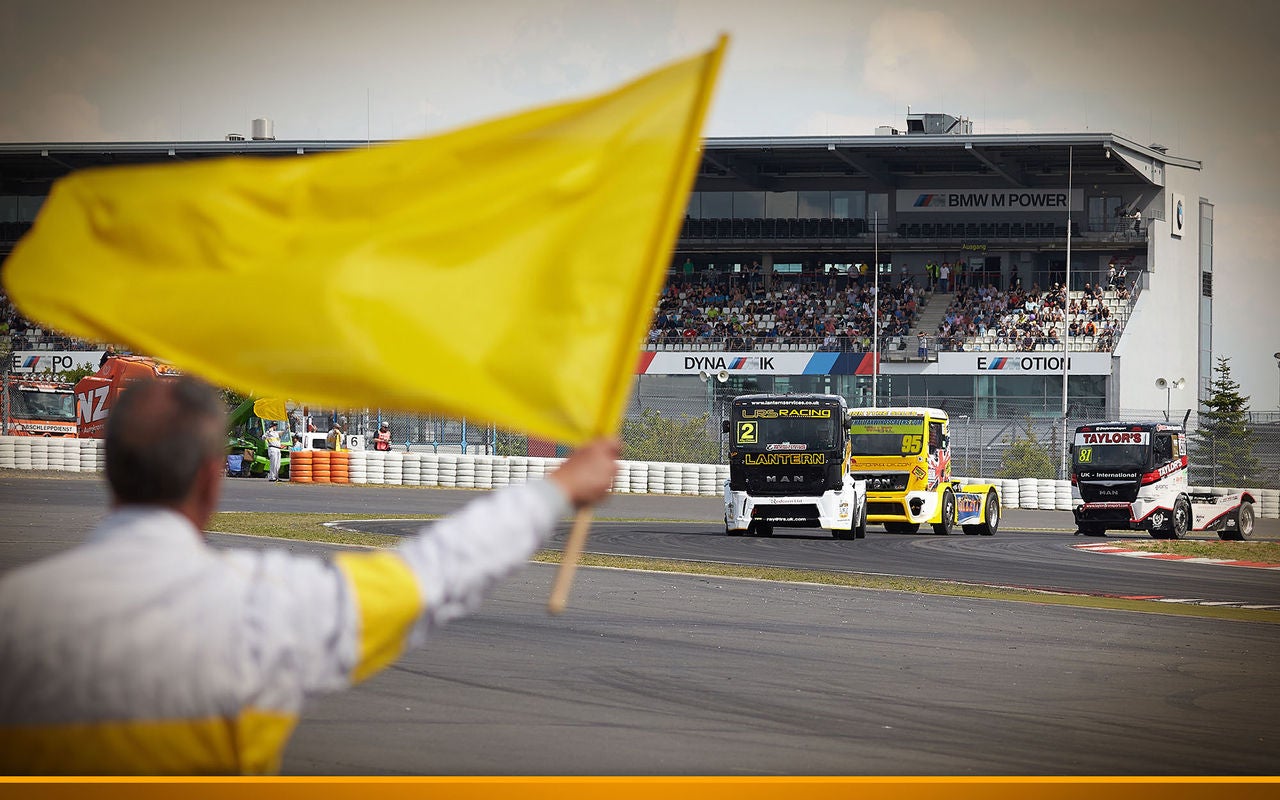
(996, 417, 1057, 479)
(621, 408, 720, 464)
(53, 364, 97, 384)
(1188, 356, 1261, 486)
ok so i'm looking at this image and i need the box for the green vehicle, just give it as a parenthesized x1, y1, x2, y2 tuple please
(227, 400, 291, 478)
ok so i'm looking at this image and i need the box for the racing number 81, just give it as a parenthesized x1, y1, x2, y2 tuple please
(1078, 447, 1092, 463)
(737, 421, 757, 444)
(900, 434, 923, 454)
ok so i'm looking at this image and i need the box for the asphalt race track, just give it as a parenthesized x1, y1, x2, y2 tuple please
(2, 473, 1278, 775)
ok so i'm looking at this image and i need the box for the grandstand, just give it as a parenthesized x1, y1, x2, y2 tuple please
(0, 115, 1210, 422)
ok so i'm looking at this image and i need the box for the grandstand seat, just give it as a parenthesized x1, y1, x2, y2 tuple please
(819, 218, 834, 237)
(852, 218, 866, 236)
(1011, 222, 1024, 237)
(997, 222, 1010, 238)
(907, 223, 920, 238)
(965, 223, 979, 238)
(920, 223, 935, 237)
(979, 222, 994, 238)
(1041, 222, 1056, 237)
(731, 218, 747, 238)
(898, 223, 909, 237)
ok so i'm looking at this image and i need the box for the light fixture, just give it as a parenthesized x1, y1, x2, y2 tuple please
(1156, 377, 1185, 421)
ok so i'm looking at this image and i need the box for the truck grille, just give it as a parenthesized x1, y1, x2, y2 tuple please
(1077, 477, 1139, 503)
(856, 473, 909, 492)
(735, 463, 833, 497)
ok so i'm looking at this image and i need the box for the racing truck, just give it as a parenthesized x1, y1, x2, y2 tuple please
(2, 377, 77, 436)
(73, 355, 182, 439)
(723, 393, 868, 539)
(846, 407, 1001, 535)
(1071, 421, 1256, 540)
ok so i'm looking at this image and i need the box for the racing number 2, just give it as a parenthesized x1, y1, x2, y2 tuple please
(737, 421, 757, 444)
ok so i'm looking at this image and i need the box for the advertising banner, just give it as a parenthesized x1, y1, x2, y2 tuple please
(637, 351, 877, 376)
(936, 351, 1112, 375)
(10, 350, 105, 375)
(896, 188, 1084, 213)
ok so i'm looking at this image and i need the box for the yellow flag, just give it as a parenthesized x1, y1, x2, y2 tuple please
(4, 38, 725, 444)
(252, 398, 288, 422)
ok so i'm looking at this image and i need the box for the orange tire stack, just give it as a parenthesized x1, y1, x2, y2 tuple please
(289, 450, 313, 484)
(330, 451, 350, 485)
(312, 449, 332, 484)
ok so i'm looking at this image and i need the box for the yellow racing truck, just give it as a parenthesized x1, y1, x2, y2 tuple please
(847, 407, 1001, 535)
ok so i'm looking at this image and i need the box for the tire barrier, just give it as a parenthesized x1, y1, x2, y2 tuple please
(311, 450, 331, 484)
(3, 436, 1276, 515)
(330, 451, 350, 485)
(289, 450, 314, 484)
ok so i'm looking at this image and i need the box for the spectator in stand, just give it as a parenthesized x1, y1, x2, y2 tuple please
(939, 262, 951, 293)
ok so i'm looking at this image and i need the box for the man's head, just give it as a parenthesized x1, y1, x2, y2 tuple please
(105, 377, 227, 528)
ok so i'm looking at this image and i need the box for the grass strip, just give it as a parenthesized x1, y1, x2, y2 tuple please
(529, 550, 1280, 624)
(1094, 538, 1280, 562)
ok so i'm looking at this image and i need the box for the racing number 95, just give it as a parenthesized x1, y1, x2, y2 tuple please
(737, 421, 757, 444)
(901, 434, 923, 454)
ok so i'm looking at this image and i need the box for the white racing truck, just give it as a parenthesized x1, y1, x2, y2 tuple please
(723, 393, 868, 539)
(1071, 421, 1257, 540)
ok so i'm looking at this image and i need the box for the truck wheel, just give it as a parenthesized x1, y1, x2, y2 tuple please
(833, 527, 855, 540)
(855, 506, 868, 539)
(725, 525, 745, 537)
(1218, 501, 1255, 541)
(1075, 524, 1107, 537)
(884, 522, 920, 534)
(1169, 496, 1192, 540)
(962, 490, 1000, 536)
(932, 489, 956, 536)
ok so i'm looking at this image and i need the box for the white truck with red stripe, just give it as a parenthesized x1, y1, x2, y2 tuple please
(1071, 422, 1256, 540)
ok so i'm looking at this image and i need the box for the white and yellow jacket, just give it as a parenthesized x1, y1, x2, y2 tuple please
(0, 480, 569, 775)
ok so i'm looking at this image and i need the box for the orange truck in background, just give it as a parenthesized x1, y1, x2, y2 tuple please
(73, 355, 182, 439)
(2, 377, 77, 436)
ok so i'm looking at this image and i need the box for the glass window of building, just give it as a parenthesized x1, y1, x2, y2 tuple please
(765, 191, 798, 219)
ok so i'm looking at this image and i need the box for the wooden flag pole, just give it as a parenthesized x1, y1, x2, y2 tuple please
(548, 508, 593, 614)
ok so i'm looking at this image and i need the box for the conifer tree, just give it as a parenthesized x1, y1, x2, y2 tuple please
(1188, 356, 1261, 486)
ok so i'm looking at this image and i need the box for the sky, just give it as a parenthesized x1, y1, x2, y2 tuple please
(2, 0, 1278, 408)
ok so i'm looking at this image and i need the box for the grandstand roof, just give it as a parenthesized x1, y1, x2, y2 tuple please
(0, 132, 1199, 195)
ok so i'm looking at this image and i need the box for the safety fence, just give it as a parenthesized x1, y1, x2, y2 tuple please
(4, 436, 1277, 519)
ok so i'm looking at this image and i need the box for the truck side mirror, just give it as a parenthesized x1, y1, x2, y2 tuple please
(721, 419, 730, 434)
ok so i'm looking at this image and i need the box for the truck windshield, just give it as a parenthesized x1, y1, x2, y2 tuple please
(732, 410, 838, 451)
(1073, 444, 1149, 470)
(9, 387, 76, 422)
(849, 416, 926, 456)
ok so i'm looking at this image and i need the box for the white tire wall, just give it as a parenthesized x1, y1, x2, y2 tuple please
(348, 451, 368, 485)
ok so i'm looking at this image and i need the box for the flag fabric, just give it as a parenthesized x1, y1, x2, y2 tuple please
(4, 38, 726, 445)
(252, 398, 288, 423)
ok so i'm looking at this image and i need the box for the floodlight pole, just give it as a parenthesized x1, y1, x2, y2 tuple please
(1061, 146, 1073, 480)
(873, 211, 879, 408)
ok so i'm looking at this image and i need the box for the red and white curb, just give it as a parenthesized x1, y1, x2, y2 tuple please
(1072, 542, 1280, 571)
(1072, 542, 1280, 610)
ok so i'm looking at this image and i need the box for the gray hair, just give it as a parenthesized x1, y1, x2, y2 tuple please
(105, 377, 227, 505)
